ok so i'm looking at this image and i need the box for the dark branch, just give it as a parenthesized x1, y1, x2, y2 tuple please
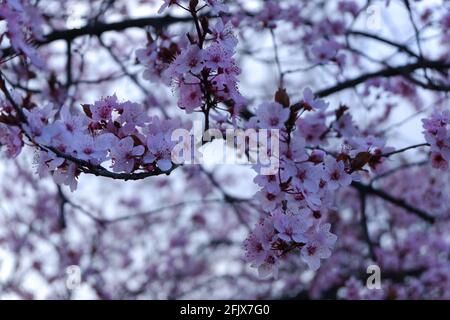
(359, 190, 377, 262)
(314, 60, 450, 98)
(382, 143, 429, 157)
(348, 30, 420, 59)
(352, 181, 435, 224)
(1, 15, 193, 58)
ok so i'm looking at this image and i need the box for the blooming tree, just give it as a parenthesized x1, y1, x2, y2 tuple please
(1, 0, 450, 299)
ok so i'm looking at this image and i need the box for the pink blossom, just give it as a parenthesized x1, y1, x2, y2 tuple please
(0, 0, 45, 68)
(0, 124, 22, 158)
(253, 174, 280, 194)
(301, 87, 329, 111)
(255, 189, 284, 212)
(178, 81, 203, 113)
(24, 105, 56, 143)
(422, 111, 450, 133)
(281, 133, 309, 164)
(290, 162, 322, 193)
(296, 113, 328, 145)
(145, 133, 174, 172)
(52, 162, 79, 192)
(117, 101, 148, 136)
(273, 211, 311, 243)
(73, 133, 116, 165)
(285, 188, 322, 211)
(173, 45, 205, 75)
(301, 223, 337, 270)
(323, 158, 352, 190)
(348, 135, 393, 159)
(204, 43, 233, 70)
(35, 151, 64, 178)
(136, 40, 170, 83)
(332, 113, 358, 137)
(210, 19, 237, 52)
(60, 105, 88, 136)
(244, 218, 279, 278)
(254, 102, 290, 129)
(110, 137, 145, 173)
(91, 94, 118, 122)
(243, 219, 275, 265)
(2, 0, 448, 297)
(256, 253, 280, 278)
(311, 40, 341, 64)
(257, 1, 282, 28)
(309, 149, 326, 164)
(431, 152, 448, 170)
(338, 1, 360, 16)
(440, 11, 450, 29)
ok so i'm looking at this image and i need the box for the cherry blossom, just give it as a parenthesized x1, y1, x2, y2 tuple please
(174, 45, 205, 75)
(110, 137, 145, 173)
(91, 94, 118, 122)
(0, 124, 22, 158)
(204, 43, 233, 70)
(301, 87, 329, 111)
(311, 39, 341, 64)
(243, 217, 279, 278)
(210, 19, 238, 52)
(144, 133, 174, 172)
(178, 81, 203, 113)
(301, 223, 337, 270)
(323, 158, 352, 191)
(273, 211, 311, 243)
(423, 111, 450, 168)
(0, 0, 45, 68)
(253, 102, 290, 129)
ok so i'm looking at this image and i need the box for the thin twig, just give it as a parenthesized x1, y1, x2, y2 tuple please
(359, 191, 376, 261)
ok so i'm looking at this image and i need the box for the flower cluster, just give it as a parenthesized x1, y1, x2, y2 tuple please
(422, 111, 450, 170)
(242, 85, 399, 277)
(138, 4, 245, 117)
(0, 0, 45, 68)
(167, 19, 244, 114)
(26, 95, 189, 191)
(0, 123, 22, 158)
(243, 93, 363, 276)
(135, 32, 179, 83)
(244, 211, 337, 277)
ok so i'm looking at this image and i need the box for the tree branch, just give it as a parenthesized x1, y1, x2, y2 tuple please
(382, 143, 429, 157)
(312, 60, 450, 98)
(359, 190, 376, 262)
(1, 15, 194, 59)
(351, 181, 435, 224)
(347, 30, 420, 59)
